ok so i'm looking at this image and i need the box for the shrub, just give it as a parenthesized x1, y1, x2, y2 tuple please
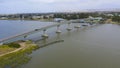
(7, 43, 20, 48)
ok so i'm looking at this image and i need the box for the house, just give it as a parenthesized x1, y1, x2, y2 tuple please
(0, 17, 8, 19)
(69, 19, 85, 23)
(106, 14, 114, 17)
(32, 15, 44, 19)
(53, 18, 65, 22)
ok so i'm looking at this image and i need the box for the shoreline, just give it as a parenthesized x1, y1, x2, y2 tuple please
(0, 19, 54, 22)
(0, 40, 39, 68)
(0, 40, 38, 56)
(0, 41, 33, 57)
(111, 21, 120, 25)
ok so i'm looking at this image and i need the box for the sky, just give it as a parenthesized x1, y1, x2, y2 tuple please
(0, 0, 120, 14)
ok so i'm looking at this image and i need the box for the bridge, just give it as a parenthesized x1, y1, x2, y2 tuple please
(0, 21, 84, 44)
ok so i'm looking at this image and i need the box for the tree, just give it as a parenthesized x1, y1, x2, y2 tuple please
(7, 42, 21, 48)
(112, 16, 120, 23)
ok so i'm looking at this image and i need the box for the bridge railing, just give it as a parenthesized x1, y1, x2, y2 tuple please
(0, 21, 71, 44)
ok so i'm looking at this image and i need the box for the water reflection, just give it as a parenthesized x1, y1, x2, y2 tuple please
(0, 50, 32, 68)
(56, 33, 61, 40)
(42, 38, 48, 45)
(67, 30, 71, 36)
(23, 24, 120, 68)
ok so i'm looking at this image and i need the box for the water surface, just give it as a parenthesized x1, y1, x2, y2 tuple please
(23, 24, 120, 68)
(0, 20, 53, 39)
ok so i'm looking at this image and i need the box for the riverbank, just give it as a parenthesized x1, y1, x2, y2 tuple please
(105, 19, 120, 25)
(111, 21, 120, 25)
(22, 24, 120, 68)
(0, 18, 54, 22)
(0, 40, 39, 68)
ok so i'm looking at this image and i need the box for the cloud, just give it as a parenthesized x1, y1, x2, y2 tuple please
(28, 0, 80, 3)
(28, 0, 55, 3)
(0, 0, 120, 14)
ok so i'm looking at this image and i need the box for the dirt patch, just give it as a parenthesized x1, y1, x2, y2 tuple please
(0, 42, 27, 57)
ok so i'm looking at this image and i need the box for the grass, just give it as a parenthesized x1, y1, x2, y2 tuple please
(0, 45, 16, 55)
(111, 21, 120, 25)
(0, 40, 39, 68)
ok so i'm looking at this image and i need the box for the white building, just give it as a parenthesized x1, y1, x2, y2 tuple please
(0, 17, 8, 19)
(54, 18, 65, 22)
(106, 14, 114, 17)
(32, 16, 44, 19)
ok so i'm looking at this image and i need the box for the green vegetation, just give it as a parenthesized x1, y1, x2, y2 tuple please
(0, 41, 39, 68)
(54, 13, 91, 20)
(6, 42, 21, 48)
(112, 16, 120, 23)
(0, 45, 16, 55)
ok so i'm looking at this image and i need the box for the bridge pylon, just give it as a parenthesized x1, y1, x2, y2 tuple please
(67, 22, 72, 31)
(56, 25, 62, 33)
(74, 24, 81, 31)
(41, 29, 49, 38)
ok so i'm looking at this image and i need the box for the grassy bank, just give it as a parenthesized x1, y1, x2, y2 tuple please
(0, 40, 39, 68)
(0, 45, 16, 55)
(110, 21, 120, 25)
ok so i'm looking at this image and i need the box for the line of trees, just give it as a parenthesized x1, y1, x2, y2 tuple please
(112, 16, 120, 22)
(53, 13, 104, 20)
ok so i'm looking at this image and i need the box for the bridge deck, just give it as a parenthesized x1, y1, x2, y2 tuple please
(0, 21, 70, 44)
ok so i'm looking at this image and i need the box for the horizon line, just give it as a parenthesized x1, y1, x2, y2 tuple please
(1, 9, 120, 15)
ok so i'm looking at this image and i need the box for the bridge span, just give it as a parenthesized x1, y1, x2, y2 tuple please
(0, 21, 82, 44)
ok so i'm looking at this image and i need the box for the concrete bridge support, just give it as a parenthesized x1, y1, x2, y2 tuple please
(42, 29, 49, 38)
(74, 24, 81, 31)
(56, 25, 61, 34)
(23, 35, 27, 41)
(0, 21, 81, 44)
(66, 22, 72, 31)
(24, 35, 27, 38)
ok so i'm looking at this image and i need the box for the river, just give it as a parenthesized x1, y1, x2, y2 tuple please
(1, 20, 120, 68)
(23, 24, 120, 68)
(0, 20, 54, 41)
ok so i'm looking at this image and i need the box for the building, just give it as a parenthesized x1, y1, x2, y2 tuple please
(53, 18, 65, 22)
(85, 16, 103, 23)
(0, 17, 8, 19)
(32, 15, 44, 19)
